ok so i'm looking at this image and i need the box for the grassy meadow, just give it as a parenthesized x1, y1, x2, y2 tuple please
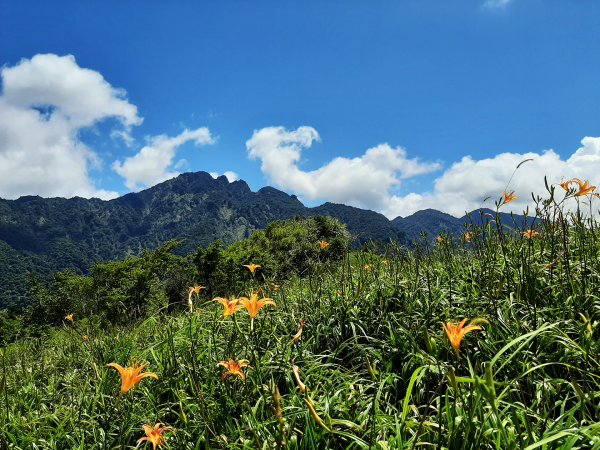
(1, 185, 600, 449)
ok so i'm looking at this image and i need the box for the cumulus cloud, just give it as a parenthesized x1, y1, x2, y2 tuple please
(385, 137, 600, 218)
(113, 128, 215, 190)
(210, 171, 239, 182)
(0, 54, 141, 199)
(246, 126, 600, 219)
(246, 126, 441, 213)
(2, 54, 141, 129)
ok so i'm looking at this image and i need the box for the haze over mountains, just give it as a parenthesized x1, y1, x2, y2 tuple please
(0, 171, 530, 307)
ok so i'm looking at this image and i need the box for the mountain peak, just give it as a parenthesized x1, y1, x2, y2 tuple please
(404, 208, 458, 221)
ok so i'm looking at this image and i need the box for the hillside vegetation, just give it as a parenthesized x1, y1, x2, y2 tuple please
(1, 185, 600, 449)
(0, 172, 404, 307)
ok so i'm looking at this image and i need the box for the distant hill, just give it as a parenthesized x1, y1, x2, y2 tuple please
(311, 202, 405, 245)
(392, 209, 465, 241)
(392, 207, 538, 243)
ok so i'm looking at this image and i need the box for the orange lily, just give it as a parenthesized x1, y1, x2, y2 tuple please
(319, 240, 330, 249)
(464, 232, 472, 242)
(188, 284, 205, 297)
(558, 179, 573, 191)
(522, 229, 539, 239)
(442, 318, 484, 357)
(243, 263, 261, 274)
(106, 362, 159, 394)
(217, 358, 252, 382)
(214, 296, 242, 317)
(501, 191, 518, 205)
(137, 423, 175, 450)
(436, 235, 445, 244)
(187, 284, 206, 312)
(240, 292, 275, 329)
(65, 313, 74, 323)
(572, 178, 598, 197)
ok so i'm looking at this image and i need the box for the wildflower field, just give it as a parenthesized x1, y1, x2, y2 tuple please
(1, 184, 600, 449)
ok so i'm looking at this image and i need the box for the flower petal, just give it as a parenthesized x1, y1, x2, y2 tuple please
(106, 362, 126, 376)
(138, 371, 159, 381)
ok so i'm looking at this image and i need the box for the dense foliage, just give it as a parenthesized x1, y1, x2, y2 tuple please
(1, 216, 350, 342)
(1, 186, 599, 449)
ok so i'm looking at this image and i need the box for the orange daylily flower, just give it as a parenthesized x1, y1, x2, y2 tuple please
(319, 240, 330, 249)
(65, 314, 74, 323)
(464, 232, 472, 242)
(442, 318, 485, 357)
(217, 358, 252, 382)
(240, 292, 276, 329)
(522, 229, 540, 239)
(501, 191, 518, 205)
(240, 292, 275, 319)
(214, 296, 242, 317)
(188, 284, 205, 297)
(137, 423, 175, 450)
(106, 362, 159, 394)
(187, 284, 206, 312)
(243, 263, 261, 274)
(558, 179, 573, 191)
(572, 178, 598, 197)
(436, 235, 445, 244)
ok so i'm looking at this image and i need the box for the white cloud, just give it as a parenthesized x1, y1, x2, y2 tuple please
(246, 126, 600, 219)
(246, 126, 441, 213)
(0, 54, 142, 199)
(385, 138, 600, 218)
(113, 128, 215, 190)
(483, 0, 512, 9)
(223, 171, 239, 182)
(2, 54, 141, 129)
(210, 171, 239, 182)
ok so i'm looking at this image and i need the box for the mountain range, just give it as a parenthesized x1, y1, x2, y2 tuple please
(0, 171, 531, 307)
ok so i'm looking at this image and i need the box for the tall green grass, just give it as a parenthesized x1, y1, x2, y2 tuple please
(1, 188, 600, 449)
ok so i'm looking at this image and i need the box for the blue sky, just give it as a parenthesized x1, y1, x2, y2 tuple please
(2, 0, 600, 217)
